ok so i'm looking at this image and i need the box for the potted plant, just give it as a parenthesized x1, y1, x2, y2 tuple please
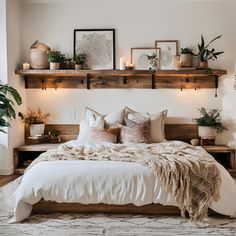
(147, 53, 159, 70)
(73, 53, 87, 70)
(0, 84, 22, 133)
(48, 49, 65, 70)
(18, 108, 50, 137)
(193, 107, 227, 140)
(180, 47, 194, 67)
(197, 35, 224, 69)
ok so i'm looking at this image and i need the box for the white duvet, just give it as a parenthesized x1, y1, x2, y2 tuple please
(13, 141, 236, 222)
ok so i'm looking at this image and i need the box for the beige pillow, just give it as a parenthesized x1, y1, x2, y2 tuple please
(120, 118, 150, 143)
(124, 106, 167, 143)
(85, 107, 125, 128)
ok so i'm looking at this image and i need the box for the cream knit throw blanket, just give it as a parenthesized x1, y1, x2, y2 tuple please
(26, 141, 221, 221)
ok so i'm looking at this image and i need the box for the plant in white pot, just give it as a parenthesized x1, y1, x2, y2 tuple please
(180, 47, 194, 67)
(197, 35, 224, 69)
(73, 53, 87, 70)
(48, 49, 65, 70)
(18, 108, 49, 137)
(193, 107, 227, 141)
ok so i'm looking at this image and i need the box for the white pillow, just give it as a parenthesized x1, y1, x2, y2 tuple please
(77, 119, 90, 142)
(125, 106, 167, 143)
(85, 107, 124, 128)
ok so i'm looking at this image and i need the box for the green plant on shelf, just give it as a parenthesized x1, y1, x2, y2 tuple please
(197, 35, 224, 62)
(73, 53, 87, 65)
(48, 49, 66, 63)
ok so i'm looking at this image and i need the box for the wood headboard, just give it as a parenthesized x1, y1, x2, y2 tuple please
(39, 124, 198, 143)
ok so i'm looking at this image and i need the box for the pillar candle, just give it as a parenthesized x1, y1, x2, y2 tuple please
(120, 57, 126, 70)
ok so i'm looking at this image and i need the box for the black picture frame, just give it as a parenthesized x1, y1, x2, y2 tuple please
(73, 29, 116, 70)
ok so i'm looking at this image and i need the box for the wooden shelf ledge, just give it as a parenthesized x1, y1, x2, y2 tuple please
(15, 69, 227, 90)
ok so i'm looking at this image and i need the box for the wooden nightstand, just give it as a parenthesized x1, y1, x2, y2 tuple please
(14, 143, 62, 174)
(203, 145, 236, 177)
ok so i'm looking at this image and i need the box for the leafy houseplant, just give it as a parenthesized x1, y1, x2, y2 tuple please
(193, 107, 227, 140)
(0, 84, 22, 133)
(18, 108, 50, 137)
(74, 53, 87, 70)
(48, 49, 66, 70)
(147, 53, 159, 70)
(180, 47, 194, 67)
(197, 35, 224, 68)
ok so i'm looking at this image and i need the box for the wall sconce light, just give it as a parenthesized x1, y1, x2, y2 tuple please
(41, 79, 46, 90)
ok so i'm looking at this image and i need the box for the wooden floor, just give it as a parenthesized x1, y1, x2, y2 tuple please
(0, 175, 20, 187)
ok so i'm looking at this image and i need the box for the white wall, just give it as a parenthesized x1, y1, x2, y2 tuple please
(0, 0, 25, 174)
(19, 0, 236, 145)
(0, 0, 9, 173)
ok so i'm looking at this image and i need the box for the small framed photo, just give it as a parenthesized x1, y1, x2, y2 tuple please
(155, 40, 179, 70)
(131, 48, 161, 70)
(74, 29, 115, 70)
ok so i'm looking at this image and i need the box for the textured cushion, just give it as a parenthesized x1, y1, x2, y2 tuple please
(77, 119, 119, 143)
(124, 106, 167, 143)
(85, 107, 125, 128)
(86, 128, 119, 143)
(120, 117, 150, 143)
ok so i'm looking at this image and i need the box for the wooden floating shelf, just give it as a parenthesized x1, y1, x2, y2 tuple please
(15, 69, 227, 90)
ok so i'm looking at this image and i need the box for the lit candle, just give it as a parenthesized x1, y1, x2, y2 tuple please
(120, 57, 126, 70)
(23, 62, 30, 70)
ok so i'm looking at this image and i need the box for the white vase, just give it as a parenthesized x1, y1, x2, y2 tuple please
(198, 126, 217, 139)
(50, 62, 60, 70)
(75, 64, 82, 70)
(29, 124, 45, 137)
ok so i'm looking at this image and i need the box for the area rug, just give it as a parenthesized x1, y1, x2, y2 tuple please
(0, 178, 236, 236)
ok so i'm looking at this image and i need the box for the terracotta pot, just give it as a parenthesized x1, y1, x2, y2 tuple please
(75, 64, 82, 70)
(199, 61, 208, 69)
(30, 41, 50, 69)
(198, 126, 217, 139)
(180, 54, 193, 67)
(50, 62, 60, 70)
(29, 124, 45, 137)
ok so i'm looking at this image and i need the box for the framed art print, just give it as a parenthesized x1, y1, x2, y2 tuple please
(131, 48, 160, 70)
(74, 29, 115, 70)
(155, 40, 179, 70)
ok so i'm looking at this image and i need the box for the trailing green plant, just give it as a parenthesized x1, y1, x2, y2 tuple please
(73, 53, 87, 65)
(0, 84, 22, 133)
(18, 108, 49, 124)
(197, 35, 224, 62)
(147, 53, 159, 69)
(181, 47, 194, 55)
(48, 49, 65, 63)
(193, 107, 227, 133)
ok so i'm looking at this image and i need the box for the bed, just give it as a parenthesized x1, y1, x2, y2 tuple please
(12, 107, 236, 223)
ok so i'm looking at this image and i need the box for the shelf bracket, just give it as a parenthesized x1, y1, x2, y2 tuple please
(123, 76, 127, 85)
(24, 76, 28, 89)
(152, 71, 156, 89)
(87, 74, 91, 89)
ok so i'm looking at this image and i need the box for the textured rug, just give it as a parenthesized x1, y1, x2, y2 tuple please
(0, 178, 236, 236)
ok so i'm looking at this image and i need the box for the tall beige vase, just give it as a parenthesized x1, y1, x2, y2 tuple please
(30, 41, 50, 69)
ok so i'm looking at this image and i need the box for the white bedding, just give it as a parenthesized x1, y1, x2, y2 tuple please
(13, 141, 236, 223)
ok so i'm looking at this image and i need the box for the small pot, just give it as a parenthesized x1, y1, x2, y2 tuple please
(199, 61, 208, 69)
(50, 62, 60, 70)
(75, 64, 82, 70)
(29, 124, 45, 137)
(180, 54, 193, 67)
(198, 126, 217, 139)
